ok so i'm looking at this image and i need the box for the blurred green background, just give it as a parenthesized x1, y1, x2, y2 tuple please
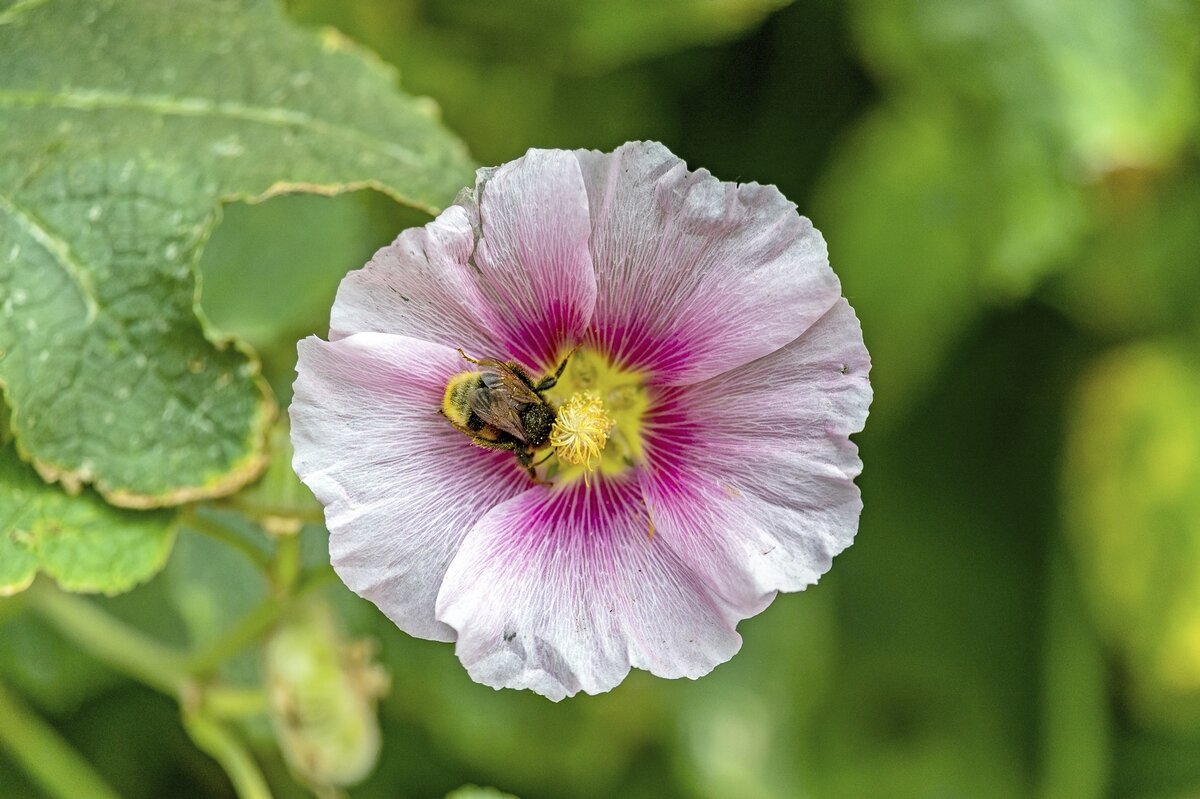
(3, 0, 1200, 797)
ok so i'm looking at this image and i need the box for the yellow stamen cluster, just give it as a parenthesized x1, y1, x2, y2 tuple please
(550, 391, 613, 474)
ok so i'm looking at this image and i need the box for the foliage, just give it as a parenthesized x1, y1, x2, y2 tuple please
(1065, 345, 1200, 729)
(0, 0, 472, 510)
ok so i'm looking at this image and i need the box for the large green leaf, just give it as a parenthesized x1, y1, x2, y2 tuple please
(0, 0, 473, 508)
(197, 191, 428, 402)
(0, 442, 173, 596)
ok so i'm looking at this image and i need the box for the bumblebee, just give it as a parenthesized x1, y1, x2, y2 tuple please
(441, 349, 570, 480)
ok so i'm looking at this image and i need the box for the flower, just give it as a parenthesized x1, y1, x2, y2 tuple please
(290, 142, 871, 700)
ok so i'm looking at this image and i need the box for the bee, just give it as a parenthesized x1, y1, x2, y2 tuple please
(441, 349, 570, 481)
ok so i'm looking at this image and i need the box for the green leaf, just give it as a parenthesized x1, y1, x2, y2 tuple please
(0, 0, 473, 508)
(1064, 344, 1200, 729)
(564, 0, 794, 72)
(0, 442, 174, 596)
(291, 0, 792, 76)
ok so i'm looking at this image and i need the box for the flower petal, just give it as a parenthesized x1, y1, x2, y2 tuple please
(291, 333, 531, 641)
(330, 205, 498, 354)
(436, 478, 742, 700)
(573, 141, 842, 384)
(456, 149, 598, 369)
(331, 149, 597, 372)
(639, 298, 871, 615)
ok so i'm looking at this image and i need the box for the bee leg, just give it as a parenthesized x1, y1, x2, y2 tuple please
(464, 437, 551, 485)
(466, 435, 519, 453)
(516, 449, 553, 486)
(534, 348, 575, 391)
(507, 362, 541, 391)
(456, 348, 484, 365)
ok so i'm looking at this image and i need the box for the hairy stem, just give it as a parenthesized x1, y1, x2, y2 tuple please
(0, 680, 123, 799)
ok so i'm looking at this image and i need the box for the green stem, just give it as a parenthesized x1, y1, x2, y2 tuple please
(1038, 537, 1110, 799)
(204, 686, 268, 719)
(298, 564, 338, 593)
(28, 581, 189, 696)
(188, 596, 284, 676)
(187, 564, 337, 675)
(271, 532, 301, 594)
(183, 712, 273, 799)
(181, 508, 272, 574)
(0, 680, 123, 799)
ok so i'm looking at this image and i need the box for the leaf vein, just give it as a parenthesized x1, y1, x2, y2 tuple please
(0, 88, 427, 171)
(0, 0, 51, 26)
(0, 188, 99, 323)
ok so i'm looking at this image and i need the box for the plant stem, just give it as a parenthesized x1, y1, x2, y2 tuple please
(204, 686, 268, 719)
(188, 596, 284, 676)
(183, 712, 273, 799)
(27, 581, 189, 696)
(180, 508, 272, 574)
(271, 532, 301, 594)
(186, 563, 337, 675)
(0, 680, 123, 799)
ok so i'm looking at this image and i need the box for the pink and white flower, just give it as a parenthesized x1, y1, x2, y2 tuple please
(291, 142, 871, 700)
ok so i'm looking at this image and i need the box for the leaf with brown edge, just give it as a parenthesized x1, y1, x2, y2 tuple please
(0, 438, 174, 597)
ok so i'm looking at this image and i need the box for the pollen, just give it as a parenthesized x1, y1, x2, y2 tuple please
(550, 391, 614, 474)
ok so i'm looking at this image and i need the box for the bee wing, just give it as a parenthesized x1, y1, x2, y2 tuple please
(468, 376, 532, 442)
(483, 366, 543, 404)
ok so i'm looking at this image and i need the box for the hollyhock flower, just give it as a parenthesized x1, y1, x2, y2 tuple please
(290, 142, 871, 700)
